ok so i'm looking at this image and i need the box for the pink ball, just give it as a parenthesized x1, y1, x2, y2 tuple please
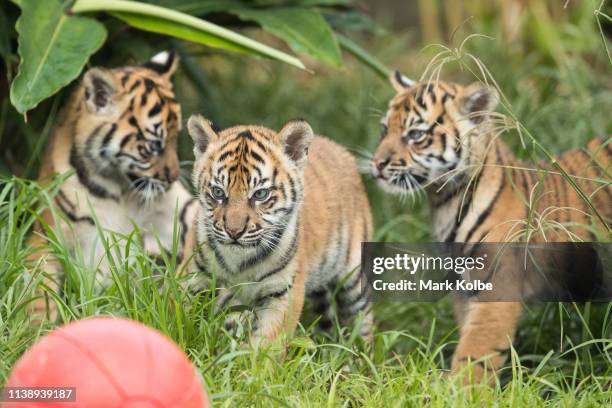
(3, 317, 209, 408)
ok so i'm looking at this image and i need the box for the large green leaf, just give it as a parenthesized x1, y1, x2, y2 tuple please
(141, 0, 245, 15)
(112, 12, 260, 56)
(143, 0, 350, 15)
(235, 7, 342, 66)
(71, 0, 305, 69)
(10, 0, 106, 114)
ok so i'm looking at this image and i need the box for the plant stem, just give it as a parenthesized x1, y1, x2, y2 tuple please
(337, 34, 389, 80)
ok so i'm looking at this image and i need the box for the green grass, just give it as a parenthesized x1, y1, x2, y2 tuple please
(1, 12, 612, 407)
(0, 177, 610, 406)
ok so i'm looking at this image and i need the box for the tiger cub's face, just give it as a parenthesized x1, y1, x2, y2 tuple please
(188, 115, 313, 250)
(73, 51, 182, 201)
(371, 71, 498, 195)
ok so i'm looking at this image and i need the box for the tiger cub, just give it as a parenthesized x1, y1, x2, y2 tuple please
(371, 71, 611, 382)
(186, 115, 373, 345)
(30, 51, 200, 320)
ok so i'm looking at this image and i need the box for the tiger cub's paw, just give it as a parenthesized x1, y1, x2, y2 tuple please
(451, 354, 500, 386)
(246, 331, 284, 352)
(223, 310, 254, 339)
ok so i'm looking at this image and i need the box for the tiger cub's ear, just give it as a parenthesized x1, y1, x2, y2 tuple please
(83, 68, 119, 115)
(389, 70, 415, 93)
(460, 82, 499, 124)
(278, 119, 314, 168)
(143, 50, 178, 79)
(188, 114, 219, 158)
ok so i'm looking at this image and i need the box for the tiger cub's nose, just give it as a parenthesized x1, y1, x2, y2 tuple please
(162, 165, 179, 184)
(225, 224, 247, 240)
(372, 157, 390, 174)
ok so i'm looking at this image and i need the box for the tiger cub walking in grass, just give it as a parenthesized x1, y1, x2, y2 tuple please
(30, 51, 200, 321)
(371, 72, 611, 383)
(186, 115, 373, 345)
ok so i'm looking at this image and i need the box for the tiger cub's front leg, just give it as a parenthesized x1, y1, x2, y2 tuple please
(215, 288, 252, 337)
(250, 270, 306, 346)
(451, 301, 522, 384)
(27, 233, 63, 323)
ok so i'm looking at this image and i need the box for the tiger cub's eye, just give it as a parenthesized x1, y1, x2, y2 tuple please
(211, 186, 225, 200)
(253, 188, 271, 201)
(406, 129, 426, 141)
